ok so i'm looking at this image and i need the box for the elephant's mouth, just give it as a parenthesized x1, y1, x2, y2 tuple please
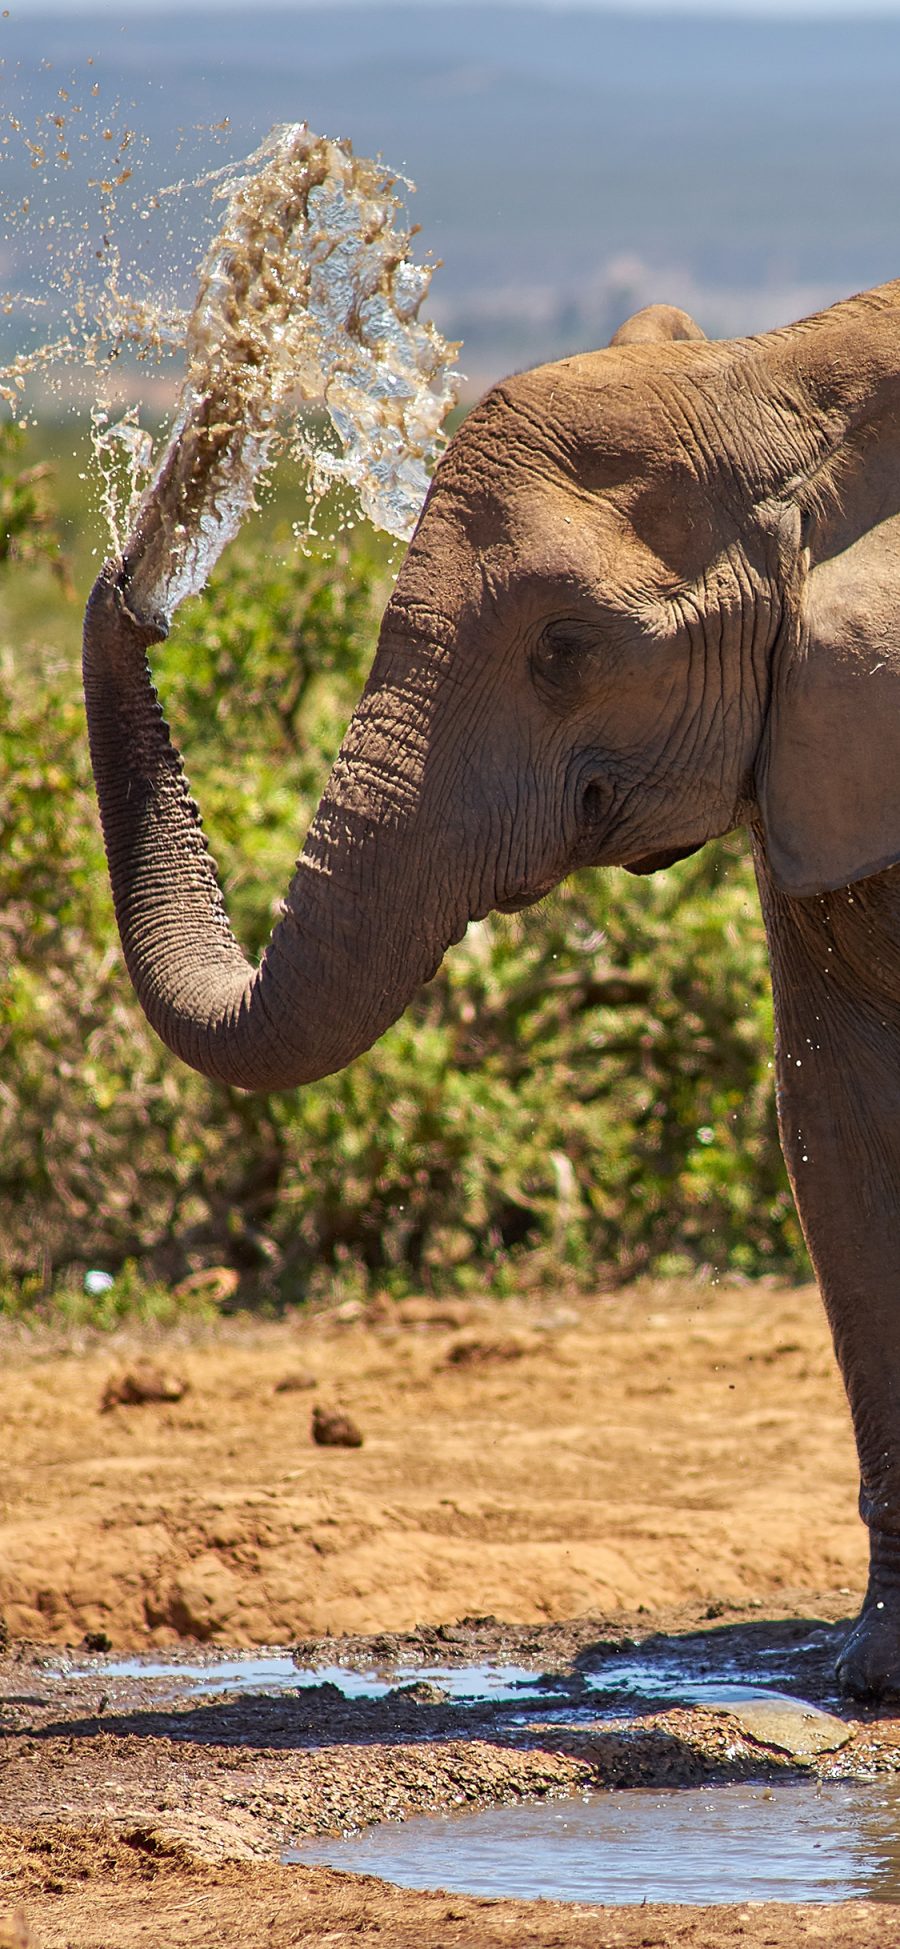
(574, 766, 707, 878)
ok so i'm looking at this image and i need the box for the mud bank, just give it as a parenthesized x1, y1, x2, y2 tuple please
(4, 1608, 900, 1948)
(2, 1280, 898, 1944)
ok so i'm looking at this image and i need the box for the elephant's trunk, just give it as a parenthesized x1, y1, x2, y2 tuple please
(83, 565, 468, 1091)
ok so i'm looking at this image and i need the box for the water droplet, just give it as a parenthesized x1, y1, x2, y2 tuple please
(0, 116, 460, 613)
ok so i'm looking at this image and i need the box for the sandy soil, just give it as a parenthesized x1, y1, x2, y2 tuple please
(2, 1276, 898, 1946)
(0, 1279, 870, 1646)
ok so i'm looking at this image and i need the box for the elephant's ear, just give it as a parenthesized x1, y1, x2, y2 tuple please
(754, 281, 900, 897)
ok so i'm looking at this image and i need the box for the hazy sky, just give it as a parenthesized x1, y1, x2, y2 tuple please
(15, 0, 900, 15)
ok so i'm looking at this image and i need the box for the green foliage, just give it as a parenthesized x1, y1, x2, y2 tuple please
(0, 422, 67, 579)
(258, 837, 803, 1292)
(0, 509, 808, 1314)
(0, 1259, 214, 1333)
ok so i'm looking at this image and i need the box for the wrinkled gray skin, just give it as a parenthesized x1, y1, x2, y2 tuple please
(83, 281, 900, 1699)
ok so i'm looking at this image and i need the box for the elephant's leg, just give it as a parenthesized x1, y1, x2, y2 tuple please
(755, 845, 900, 1696)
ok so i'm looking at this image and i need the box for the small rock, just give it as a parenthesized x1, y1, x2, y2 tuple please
(274, 1371, 317, 1394)
(721, 1697, 853, 1758)
(389, 1679, 450, 1704)
(82, 1629, 112, 1653)
(100, 1363, 189, 1412)
(311, 1405, 363, 1448)
(444, 1333, 531, 1367)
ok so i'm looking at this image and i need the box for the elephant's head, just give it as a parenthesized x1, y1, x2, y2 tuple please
(83, 279, 900, 1089)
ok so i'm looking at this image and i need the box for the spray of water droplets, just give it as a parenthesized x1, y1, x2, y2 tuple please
(0, 90, 461, 618)
(119, 123, 460, 620)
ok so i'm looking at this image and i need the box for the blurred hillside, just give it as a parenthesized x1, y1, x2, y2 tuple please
(4, 5, 900, 394)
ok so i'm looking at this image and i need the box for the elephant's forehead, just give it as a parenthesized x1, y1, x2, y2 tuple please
(504, 344, 724, 467)
(503, 350, 673, 458)
(412, 451, 633, 591)
(437, 343, 734, 526)
(484, 482, 637, 587)
(428, 395, 715, 601)
(400, 477, 674, 636)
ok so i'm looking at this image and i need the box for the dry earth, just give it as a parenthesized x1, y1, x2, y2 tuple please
(0, 1279, 871, 1646)
(2, 1277, 900, 1946)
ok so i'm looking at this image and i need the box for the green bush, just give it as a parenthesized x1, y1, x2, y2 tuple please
(0, 423, 66, 579)
(0, 510, 808, 1311)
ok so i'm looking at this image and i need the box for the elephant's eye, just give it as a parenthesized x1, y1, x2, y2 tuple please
(533, 618, 599, 697)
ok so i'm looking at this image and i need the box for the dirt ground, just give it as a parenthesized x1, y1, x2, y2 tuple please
(3, 1276, 900, 1946)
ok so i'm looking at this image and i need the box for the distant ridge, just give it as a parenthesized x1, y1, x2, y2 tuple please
(4, 4, 900, 386)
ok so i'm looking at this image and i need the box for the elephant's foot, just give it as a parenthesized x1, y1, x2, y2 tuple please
(836, 1534, 900, 1699)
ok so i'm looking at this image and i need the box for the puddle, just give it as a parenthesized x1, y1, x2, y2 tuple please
(23, 1638, 885, 1900)
(53, 1644, 846, 1746)
(61, 1652, 557, 1705)
(580, 1640, 829, 1704)
(86, 1654, 320, 1697)
(60, 1636, 828, 1709)
(286, 1782, 900, 1904)
(44, 1646, 852, 1765)
(585, 1658, 767, 1702)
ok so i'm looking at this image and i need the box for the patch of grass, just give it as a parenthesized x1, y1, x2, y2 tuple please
(0, 1260, 218, 1333)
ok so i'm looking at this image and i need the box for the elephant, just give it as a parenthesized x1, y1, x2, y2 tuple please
(82, 276, 900, 1698)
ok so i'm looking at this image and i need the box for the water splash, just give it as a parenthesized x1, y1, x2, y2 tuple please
(0, 74, 167, 418)
(120, 123, 460, 621)
(0, 96, 461, 614)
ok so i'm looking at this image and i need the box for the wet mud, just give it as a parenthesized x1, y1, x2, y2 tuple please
(2, 1282, 900, 1942)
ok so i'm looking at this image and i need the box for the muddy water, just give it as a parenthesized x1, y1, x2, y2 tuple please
(56, 1642, 835, 1718)
(11, 1608, 900, 1914)
(48, 1645, 853, 1774)
(1, 98, 459, 589)
(117, 122, 460, 621)
(260, 1642, 878, 1906)
(286, 1782, 900, 1905)
(65, 1651, 556, 1704)
(39, 1640, 882, 1907)
(48, 1635, 846, 1727)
